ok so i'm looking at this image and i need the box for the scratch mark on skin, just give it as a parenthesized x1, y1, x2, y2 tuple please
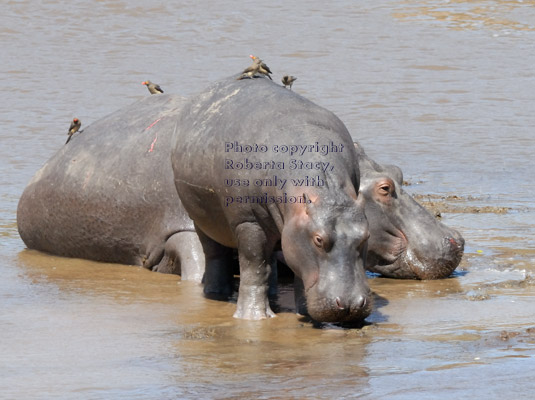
(148, 132, 158, 152)
(174, 177, 216, 193)
(146, 118, 164, 153)
(82, 169, 94, 190)
(205, 89, 241, 116)
(145, 118, 162, 130)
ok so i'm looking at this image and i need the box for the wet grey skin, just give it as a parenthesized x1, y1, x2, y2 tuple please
(237, 57, 262, 80)
(250, 55, 273, 80)
(66, 118, 81, 144)
(172, 76, 371, 322)
(142, 80, 164, 94)
(353, 142, 464, 280)
(281, 75, 297, 90)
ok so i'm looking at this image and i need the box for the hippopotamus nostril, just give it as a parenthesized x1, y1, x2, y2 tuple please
(336, 295, 366, 313)
(355, 295, 366, 309)
(335, 297, 345, 310)
(446, 236, 464, 251)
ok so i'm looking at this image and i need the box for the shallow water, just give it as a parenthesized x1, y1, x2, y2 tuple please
(1, 0, 535, 398)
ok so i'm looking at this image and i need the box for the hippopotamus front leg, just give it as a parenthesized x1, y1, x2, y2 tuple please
(234, 222, 277, 320)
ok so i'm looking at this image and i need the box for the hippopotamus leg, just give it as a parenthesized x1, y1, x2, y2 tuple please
(152, 231, 205, 282)
(233, 222, 277, 320)
(195, 226, 235, 300)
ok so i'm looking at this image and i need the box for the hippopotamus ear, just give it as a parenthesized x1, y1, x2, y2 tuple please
(383, 164, 403, 184)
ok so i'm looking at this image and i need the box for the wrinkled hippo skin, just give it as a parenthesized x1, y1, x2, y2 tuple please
(17, 94, 204, 282)
(172, 76, 371, 322)
(354, 143, 464, 279)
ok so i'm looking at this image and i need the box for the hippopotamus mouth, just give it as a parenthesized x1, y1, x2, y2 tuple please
(368, 228, 408, 267)
(384, 229, 408, 264)
(303, 271, 319, 292)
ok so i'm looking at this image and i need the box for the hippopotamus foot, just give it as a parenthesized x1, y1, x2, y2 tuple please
(233, 222, 277, 320)
(234, 257, 278, 319)
(152, 231, 205, 282)
(234, 283, 276, 320)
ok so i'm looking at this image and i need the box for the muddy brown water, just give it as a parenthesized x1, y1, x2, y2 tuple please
(1, 1, 535, 398)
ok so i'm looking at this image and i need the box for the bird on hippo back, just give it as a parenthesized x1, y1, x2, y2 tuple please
(281, 75, 297, 90)
(249, 54, 273, 80)
(142, 80, 164, 94)
(65, 118, 81, 144)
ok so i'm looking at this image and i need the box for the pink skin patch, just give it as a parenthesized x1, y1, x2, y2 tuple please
(145, 118, 162, 152)
(145, 118, 161, 131)
(82, 169, 94, 190)
(148, 133, 158, 153)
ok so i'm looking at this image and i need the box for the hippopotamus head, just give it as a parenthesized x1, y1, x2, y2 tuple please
(355, 143, 464, 279)
(281, 192, 372, 322)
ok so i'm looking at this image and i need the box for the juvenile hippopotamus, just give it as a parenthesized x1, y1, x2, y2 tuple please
(172, 76, 371, 322)
(354, 143, 465, 279)
(17, 94, 205, 282)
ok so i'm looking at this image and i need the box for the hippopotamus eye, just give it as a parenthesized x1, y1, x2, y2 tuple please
(313, 234, 324, 248)
(378, 184, 391, 196)
(376, 178, 397, 198)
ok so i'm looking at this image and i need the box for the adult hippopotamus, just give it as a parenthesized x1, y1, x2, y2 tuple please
(17, 94, 205, 282)
(354, 142, 465, 279)
(171, 76, 371, 322)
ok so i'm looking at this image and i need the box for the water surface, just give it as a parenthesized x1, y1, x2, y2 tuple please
(1, 1, 534, 398)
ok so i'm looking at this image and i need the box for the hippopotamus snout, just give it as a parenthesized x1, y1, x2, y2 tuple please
(302, 256, 373, 322)
(446, 233, 465, 254)
(400, 227, 465, 280)
(442, 229, 465, 268)
(305, 287, 372, 323)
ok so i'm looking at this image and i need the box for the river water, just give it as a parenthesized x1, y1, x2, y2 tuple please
(1, 1, 534, 399)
